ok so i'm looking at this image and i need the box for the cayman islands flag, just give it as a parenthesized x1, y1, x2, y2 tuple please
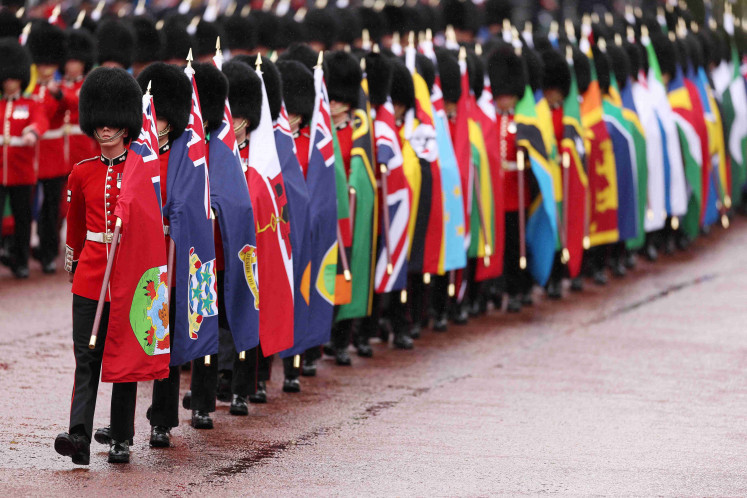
(163, 68, 219, 367)
(306, 62, 338, 346)
(275, 103, 313, 358)
(373, 99, 410, 293)
(102, 91, 170, 382)
(248, 69, 295, 355)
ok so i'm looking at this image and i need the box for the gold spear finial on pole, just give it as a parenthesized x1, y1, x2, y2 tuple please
(186, 48, 194, 69)
(315, 50, 323, 70)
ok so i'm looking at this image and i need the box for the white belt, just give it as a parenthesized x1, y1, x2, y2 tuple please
(67, 124, 86, 136)
(41, 127, 65, 140)
(86, 230, 119, 243)
(502, 161, 518, 172)
(0, 136, 28, 146)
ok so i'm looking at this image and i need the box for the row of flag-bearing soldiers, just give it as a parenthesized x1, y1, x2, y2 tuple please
(32, 6, 747, 465)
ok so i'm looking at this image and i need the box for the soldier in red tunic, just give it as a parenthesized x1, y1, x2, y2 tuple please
(27, 21, 68, 274)
(277, 59, 314, 179)
(0, 39, 48, 279)
(488, 43, 532, 313)
(54, 67, 143, 465)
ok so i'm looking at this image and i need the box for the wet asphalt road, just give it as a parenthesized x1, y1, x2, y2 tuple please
(1, 221, 747, 496)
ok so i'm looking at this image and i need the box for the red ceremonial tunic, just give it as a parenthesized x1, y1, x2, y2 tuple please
(65, 151, 127, 301)
(498, 111, 529, 212)
(335, 121, 352, 177)
(32, 83, 67, 180)
(294, 127, 310, 178)
(0, 94, 48, 186)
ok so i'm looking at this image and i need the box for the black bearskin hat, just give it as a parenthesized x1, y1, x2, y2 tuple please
(441, 0, 478, 34)
(485, 0, 511, 27)
(95, 19, 134, 68)
(275, 14, 306, 51)
(220, 15, 256, 53)
(79, 67, 143, 143)
(304, 8, 338, 50)
(382, 5, 406, 36)
(222, 60, 262, 132)
(195, 21, 224, 59)
(415, 53, 436, 94)
(435, 47, 461, 103)
(336, 7, 361, 46)
(466, 49, 484, 99)
(684, 34, 704, 70)
(0, 38, 30, 89)
(192, 62, 228, 134)
(541, 48, 571, 97)
(571, 45, 591, 94)
(325, 50, 361, 107)
(27, 21, 66, 67)
(364, 52, 393, 107)
(66, 29, 96, 74)
(357, 6, 386, 43)
(607, 43, 631, 89)
(650, 32, 676, 80)
(136, 62, 191, 142)
(279, 43, 319, 72)
(131, 16, 161, 64)
(234, 55, 283, 122)
(277, 60, 314, 128)
(523, 46, 544, 94)
(487, 43, 525, 98)
(0, 9, 22, 39)
(624, 41, 642, 77)
(160, 17, 194, 63)
(390, 59, 415, 111)
(249, 10, 279, 50)
(592, 45, 611, 93)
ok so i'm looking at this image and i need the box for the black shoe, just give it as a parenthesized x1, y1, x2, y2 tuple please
(593, 269, 608, 286)
(229, 395, 249, 415)
(506, 296, 522, 313)
(521, 293, 533, 306)
(282, 378, 301, 393)
(624, 252, 637, 269)
(355, 341, 373, 358)
(216, 372, 232, 403)
(301, 360, 317, 377)
(108, 440, 130, 463)
(149, 426, 171, 448)
(94, 426, 132, 446)
(41, 260, 56, 274)
(182, 390, 191, 410)
(546, 280, 562, 300)
(570, 277, 584, 292)
(644, 243, 658, 262)
(12, 266, 29, 279)
(191, 410, 213, 429)
(322, 343, 335, 357)
(392, 332, 414, 350)
(664, 236, 676, 255)
(432, 315, 448, 332)
(676, 234, 690, 251)
(451, 307, 469, 325)
(54, 432, 90, 466)
(409, 325, 421, 340)
(31, 246, 42, 262)
(249, 381, 267, 403)
(335, 349, 352, 366)
(611, 262, 626, 278)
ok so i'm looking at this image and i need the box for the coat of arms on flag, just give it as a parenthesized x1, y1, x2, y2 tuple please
(130, 265, 170, 356)
(188, 246, 218, 339)
(238, 244, 259, 310)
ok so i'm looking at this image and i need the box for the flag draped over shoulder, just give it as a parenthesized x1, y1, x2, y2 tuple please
(515, 85, 557, 286)
(337, 76, 378, 320)
(306, 64, 338, 346)
(248, 69, 295, 355)
(331, 125, 352, 305)
(163, 71, 219, 366)
(721, 43, 747, 206)
(473, 76, 504, 281)
(668, 65, 707, 239)
(560, 62, 588, 278)
(619, 79, 649, 251)
(208, 119, 260, 354)
(275, 104, 313, 358)
(603, 82, 638, 242)
(373, 100, 410, 293)
(102, 92, 170, 383)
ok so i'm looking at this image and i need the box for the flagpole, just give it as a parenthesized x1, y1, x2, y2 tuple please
(561, 151, 571, 264)
(517, 148, 527, 270)
(337, 223, 352, 281)
(89, 218, 122, 349)
(348, 186, 357, 235)
(380, 164, 393, 275)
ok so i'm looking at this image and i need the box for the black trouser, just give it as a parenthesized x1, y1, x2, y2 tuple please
(358, 293, 381, 342)
(246, 345, 272, 395)
(69, 295, 137, 443)
(190, 356, 217, 412)
(431, 274, 449, 318)
(407, 273, 428, 327)
(382, 292, 408, 334)
(585, 245, 608, 274)
(151, 289, 179, 428)
(37, 176, 65, 265)
(331, 319, 353, 351)
(282, 356, 299, 379)
(215, 269, 252, 397)
(0, 185, 32, 269)
(547, 252, 566, 287)
(504, 210, 533, 297)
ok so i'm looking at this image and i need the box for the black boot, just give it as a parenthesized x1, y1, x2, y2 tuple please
(335, 349, 352, 366)
(593, 269, 608, 286)
(54, 432, 90, 466)
(249, 381, 267, 403)
(570, 277, 584, 292)
(506, 295, 522, 313)
(393, 331, 414, 349)
(354, 334, 373, 358)
(191, 410, 213, 429)
(301, 357, 317, 377)
(432, 314, 448, 332)
(107, 440, 130, 464)
(149, 426, 171, 448)
(546, 279, 562, 299)
(229, 395, 249, 415)
(94, 426, 132, 446)
(216, 371, 232, 403)
(182, 390, 192, 409)
(283, 377, 301, 393)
